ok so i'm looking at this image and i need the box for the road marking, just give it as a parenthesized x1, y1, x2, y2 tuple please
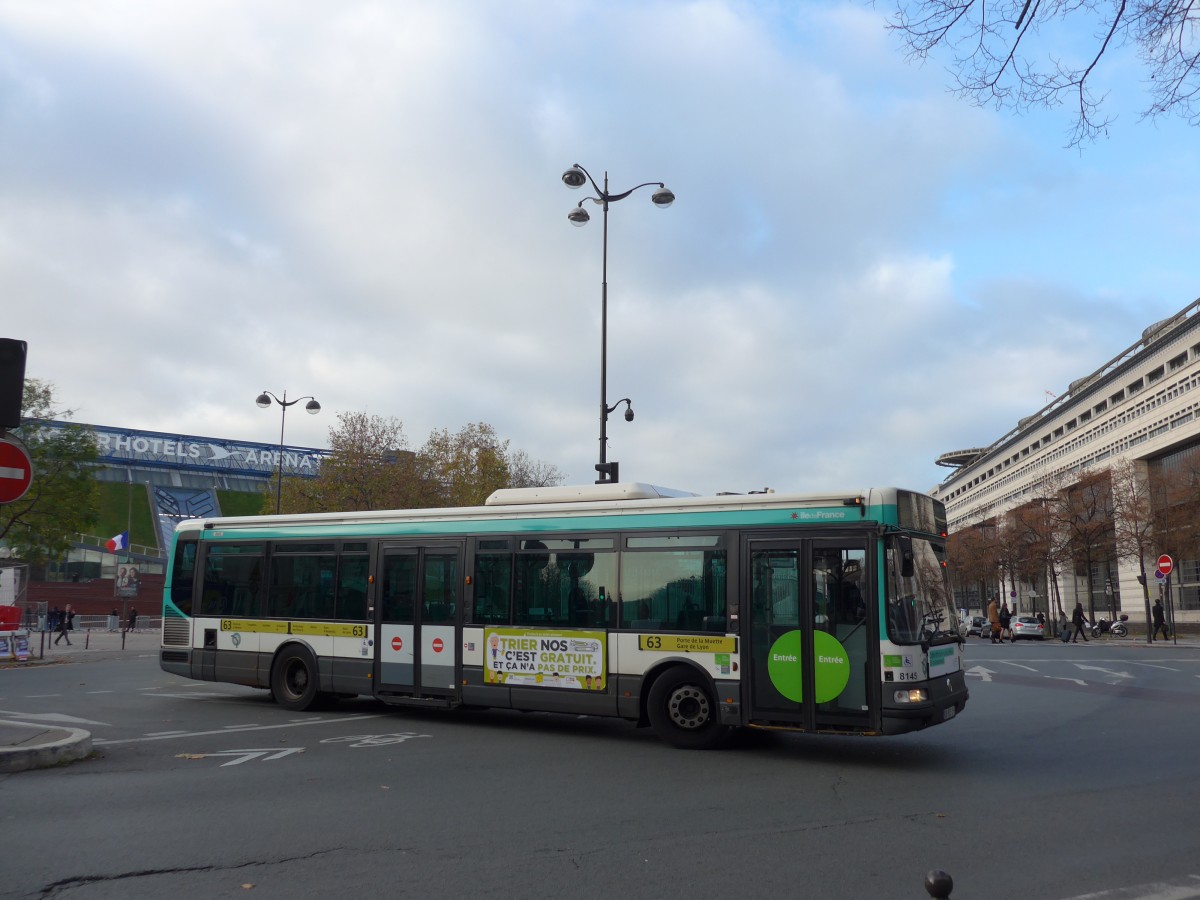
(319, 733, 431, 747)
(1059, 874, 1200, 899)
(1045, 676, 1088, 686)
(1129, 662, 1180, 672)
(994, 660, 1038, 672)
(93, 713, 385, 746)
(1075, 664, 1133, 680)
(186, 748, 307, 767)
(965, 666, 995, 682)
(0, 710, 112, 726)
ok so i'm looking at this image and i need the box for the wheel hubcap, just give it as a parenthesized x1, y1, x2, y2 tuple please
(286, 662, 308, 697)
(667, 685, 710, 730)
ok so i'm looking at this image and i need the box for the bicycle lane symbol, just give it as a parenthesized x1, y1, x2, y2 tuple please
(320, 733, 431, 748)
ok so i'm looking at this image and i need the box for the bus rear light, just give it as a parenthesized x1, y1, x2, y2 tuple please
(894, 689, 927, 704)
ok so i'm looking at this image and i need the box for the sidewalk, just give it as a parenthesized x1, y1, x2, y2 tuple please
(0, 628, 160, 773)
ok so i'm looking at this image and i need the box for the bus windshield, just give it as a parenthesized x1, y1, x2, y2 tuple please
(886, 534, 958, 644)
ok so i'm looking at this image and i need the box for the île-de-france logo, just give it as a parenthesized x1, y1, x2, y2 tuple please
(231, 633, 242, 648)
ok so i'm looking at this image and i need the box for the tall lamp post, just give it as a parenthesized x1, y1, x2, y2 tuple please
(563, 163, 674, 484)
(256, 390, 320, 513)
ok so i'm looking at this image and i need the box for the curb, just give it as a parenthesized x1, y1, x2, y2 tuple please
(0, 722, 93, 773)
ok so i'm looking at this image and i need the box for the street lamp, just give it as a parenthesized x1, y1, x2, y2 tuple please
(256, 390, 320, 514)
(563, 163, 674, 484)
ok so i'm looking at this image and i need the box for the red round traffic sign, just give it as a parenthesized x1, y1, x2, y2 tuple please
(391, 636, 403, 651)
(0, 438, 33, 504)
(1158, 554, 1174, 576)
(432, 637, 444, 653)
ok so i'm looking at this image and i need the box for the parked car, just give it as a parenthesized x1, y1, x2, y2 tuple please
(966, 616, 988, 637)
(1011, 615, 1045, 640)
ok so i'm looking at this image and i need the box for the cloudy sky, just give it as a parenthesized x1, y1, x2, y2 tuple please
(3, 1, 1198, 497)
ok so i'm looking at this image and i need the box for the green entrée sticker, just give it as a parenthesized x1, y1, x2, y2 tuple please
(767, 630, 851, 704)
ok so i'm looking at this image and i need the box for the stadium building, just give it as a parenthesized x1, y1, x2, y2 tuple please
(2, 424, 327, 620)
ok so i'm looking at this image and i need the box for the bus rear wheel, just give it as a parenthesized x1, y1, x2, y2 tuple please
(647, 666, 727, 750)
(271, 645, 320, 711)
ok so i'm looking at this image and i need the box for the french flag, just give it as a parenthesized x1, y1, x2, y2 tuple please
(106, 531, 129, 553)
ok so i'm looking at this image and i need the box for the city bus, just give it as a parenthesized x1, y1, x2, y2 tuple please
(158, 483, 967, 748)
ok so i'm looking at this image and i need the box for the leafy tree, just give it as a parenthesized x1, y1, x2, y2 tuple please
(883, 0, 1200, 145)
(0, 380, 100, 565)
(419, 422, 513, 508)
(272, 414, 563, 514)
(271, 411, 426, 514)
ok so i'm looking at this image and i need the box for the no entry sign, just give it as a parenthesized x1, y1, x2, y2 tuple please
(0, 437, 32, 503)
(1158, 554, 1174, 577)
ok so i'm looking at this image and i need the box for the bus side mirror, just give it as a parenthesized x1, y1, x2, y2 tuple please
(897, 535, 915, 578)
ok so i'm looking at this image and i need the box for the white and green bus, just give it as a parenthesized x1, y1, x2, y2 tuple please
(159, 483, 967, 748)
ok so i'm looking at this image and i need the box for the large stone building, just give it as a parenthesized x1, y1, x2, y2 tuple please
(933, 297, 1200, 625)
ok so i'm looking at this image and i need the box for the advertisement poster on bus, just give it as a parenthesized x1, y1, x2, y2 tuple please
(484, 628, 606, 690)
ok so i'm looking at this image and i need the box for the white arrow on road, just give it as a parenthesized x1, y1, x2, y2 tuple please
(1074, 664, 1133, 681)
(965, 666, 997, 682)
(181, 747, 306, 767)
(1045, 676, 1088, 686)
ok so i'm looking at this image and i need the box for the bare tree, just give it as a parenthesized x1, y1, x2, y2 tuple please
(1056, 469, 1115, 620)
(1109, 458, 1157, 642)
(884, 0, 1200, 145)
(947, 520, 991, 609)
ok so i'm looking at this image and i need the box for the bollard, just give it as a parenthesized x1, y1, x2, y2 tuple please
(85, 631, 90, 649)
(925, 869, 953, 898)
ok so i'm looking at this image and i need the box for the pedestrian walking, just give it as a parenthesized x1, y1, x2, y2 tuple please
(987, 596, 1002, 644)
(1071, 601, 1090, 643)
(1152, 599, 1170, 641)
(108, 607, 119, 632)
(126, 607, 138, 634)
(53, 604, 75, 646)
(1000, 601, 1014, 643)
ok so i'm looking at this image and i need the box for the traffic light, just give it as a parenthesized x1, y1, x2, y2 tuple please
(0, 338, 26, 429)
(594, 461, 619, 484)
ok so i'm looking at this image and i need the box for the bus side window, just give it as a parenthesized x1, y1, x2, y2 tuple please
(473, 553, 512, 624)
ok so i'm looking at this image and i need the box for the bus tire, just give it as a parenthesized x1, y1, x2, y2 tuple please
(271, 644, 320, 711)
(647, 666, 727, 750)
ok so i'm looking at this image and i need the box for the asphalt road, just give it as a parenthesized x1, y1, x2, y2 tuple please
(2, 639, 1200, 899)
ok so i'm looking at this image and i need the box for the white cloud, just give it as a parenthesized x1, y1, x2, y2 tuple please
(1, 0, 1198, 497)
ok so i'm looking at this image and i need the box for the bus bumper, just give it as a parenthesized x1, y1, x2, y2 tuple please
(880, 670, 969, 735)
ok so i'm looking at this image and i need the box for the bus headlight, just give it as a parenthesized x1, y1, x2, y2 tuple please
(893, 688, 928, 703)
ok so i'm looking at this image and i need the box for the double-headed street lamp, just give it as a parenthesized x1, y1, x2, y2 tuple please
(256, 390, 320, 514)
(563, 163, 674, 484)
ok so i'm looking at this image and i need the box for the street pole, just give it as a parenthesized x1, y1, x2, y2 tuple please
(256, 390, 320, 514)
(563, 164, 673, 484)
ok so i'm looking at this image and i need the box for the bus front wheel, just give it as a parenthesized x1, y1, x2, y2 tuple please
(271, 645, 320, 711)
(647, 666, 727, 750)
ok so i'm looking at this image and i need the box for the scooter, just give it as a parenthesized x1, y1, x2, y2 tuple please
(1089, 614, 1129, 638)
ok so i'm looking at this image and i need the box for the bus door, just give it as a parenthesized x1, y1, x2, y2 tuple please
(375, 542, 462, 699)
(745, 538, 874, 731)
